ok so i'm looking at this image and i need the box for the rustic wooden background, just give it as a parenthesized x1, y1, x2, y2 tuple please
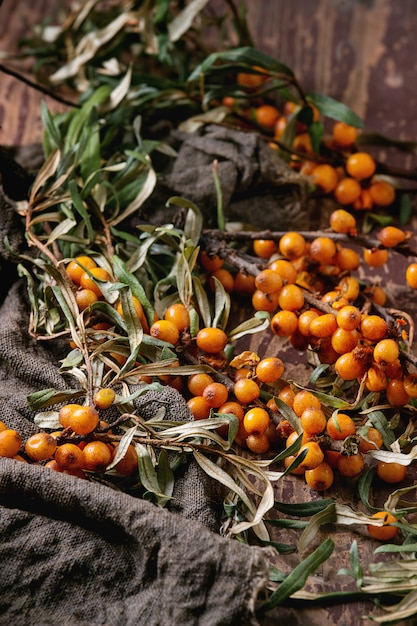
(0, 2, 416, 625)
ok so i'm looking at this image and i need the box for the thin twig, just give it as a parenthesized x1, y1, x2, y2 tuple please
(0, 63, 79, 108)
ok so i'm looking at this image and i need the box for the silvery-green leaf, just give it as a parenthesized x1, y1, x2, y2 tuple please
(168, 0, 210, 42)
(33, 410, 61, 430)
(107, 426, 137, 470)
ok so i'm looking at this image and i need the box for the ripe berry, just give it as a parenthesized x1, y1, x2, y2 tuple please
(202, 382, 229, 408)
(253, 239, 277, 259)
(113, 443, 138, 475)
(336, 247, 361, 272)
(75, 288, 98, 311)
(364, 248, 388, 268)
(300, 407, 326, 435)
(93, 388, 116, 410)
(406, 263, 417, 289)
(336, 305, 362, 331)
(252, 289, 280, 313)
(337, 452, 364, 478)
(298, 441, 325, 470)
(116, 296, 149, 333)
(358, 427, 383, 453)
(369, 181, 395, 206)
(385, 379, 410, 407)
(209, 268, 235, 293)
(373, 339, 399, 365)
(59, 404, 99, 435)
(376, 461, 407, 484)
(311, 164, 339, 194)
(309, 313, 338, 338)
(329, 209, 357, 235)
(255, 357, 285, 383)
(66, 256, 97, 286)
(377, 226, 406, 248)
(326, 412, 356, 440)
(268, 259, 298, 284)
(334, 178, 362, 205)
(25, 432, 57, 461)
(331, 328, 359, 355)
(82, 441, 113, 472)
(346, 152, 376, 180)
(234, 272, 256, 297)
(278, 284, 305, 311)
(80, 267, 111, 297)
(243, 407, 270, 435)
(234, 378, 260, 404)
(270, 310, 298, 336)
(360, 315, 388, 341)
(0, 429, 22, 458)
(164, 303, 190, 332)
(403, 373, 417, 398)
(196, 327, 227, 354)
(305, 461, 334, 491)
(246, 432, 270, 454)
(254, 269, 283, 294)
(278, 232, 307, 260)
(187, 373, 214, 396)
(187, 396, 212, 420)
(367, 511, 398, 541)
(332, 122, 358, 148)
(255, 104, 280, 129)
(200, 251, 224, 272)
(309, 237, 337, 264)
(150, 320, 180, 345)
(364, 365, 387, 392)
(335, 351, 366, 380)
(55, 443, 85, 470)
(292, 390, 321, 417)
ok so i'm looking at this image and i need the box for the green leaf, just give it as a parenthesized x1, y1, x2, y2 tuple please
(261, 540, 296, 554)
(27, 387, 84, 411)
(306, 92, 363, 127)
(273, 498, 334, 518)
(212, 276, 231, 330)
(156, 449, 175, 506)
(112, 255, 154, 327)
(258, 537, 334, 611)
(107, 426, 137, 471)
(357, 465, 379, 513)
(135, 442, 165, 498)
(298, 503, 337, 554)
(40, 100, 62, 150)
(400, 193, 413, 224)
(271, 397, 302, 434)
(69, 180, 95, 243)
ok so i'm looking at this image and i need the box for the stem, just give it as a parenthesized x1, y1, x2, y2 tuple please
(0, 63, 79, 108)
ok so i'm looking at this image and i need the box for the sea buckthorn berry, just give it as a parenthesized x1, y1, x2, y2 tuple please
(360, 315, 388, 341)
(164, 303, 190, 332)
(75, 288, 98, 311)
(373, 339, 399, 365)
(336, 305, 362, 331)
(305, 461, 334, 491)
(297, 309, 319, 336)
(234, 272, 256, 297)
(313, 337, 339, 364)
(82, 441, 113, 472)
(298, 441, 325, 470)
(300, 407, 327, 435)
(309, 237, 337, 264)
(337, 452, 364, 478)
(326, 412, 356, 440)
(364, 285, 387, 306)
(309, 313, 338, 338)
(376, 461, 407, 484)
(270, 310, 298, 337)
(255, 104, 280, 129)
(255, 357, 285, 383)
(252, 289, 280, 313)
(116, 296, 150, 333)
(237, 67, 267, 89)
(406, 263, 417, 289)
(93, 388, 116, 410)
(200, 251, 224, 272)
(279, 232, 307, 260)
(243, 407, 270, 435)
(403, 373, 417, 398)
(346, 152, 376, 180)
(0, 429, 22, 458)
(385, 359, 403, 380)
(246, 432, 270, 454)
(292, 390, 321, 417)
(331, 328, 359, 355)
(55, 443, 85, 471)
(364, 365, 388, 392)
(311, 164, 339, 194)
(332, 122, 359, 148)
(385, 379, 410, 407)
(187, 373, 214, 396)
(377, 226, 406, 248)
(59, 404, 99, 435)
(364, 248, 388, 268)
(80, 267, 111, 297)
(25, 432, 57, 461)
(329, 209, 357, 235)
(113, 443, 138, 475)
(187, 395, 212, 420)
(334, 177, 362, 205)
(369, 180, 396, 206)
(268, 259, 298, 285)
(353, 188, 373, 211)
(234, 378, 261, 404)
(335, 351, 366, 380)
(367, 511, 398, 541)
(253, 239, 277, 259)
(278, 284, 304, 311)
(255, 269, 283, 294)
(234, 367, 252, 382)
(358, 427, 383, 453)
(0, 421, 6, 433)
(150, 320, 180, 345)
(284, 454, 306, 475)
(293, 132, 314, 156)
(218, 401, 245, 423)
(202, 382, 229, 408)
(278, 385, 295, 408)
(209, 268, 235, 293)
(335, 248, 360, 272)
(196, 327, 227, 354)
(66, 256, 97, 286)
(338, 276, 360, 301)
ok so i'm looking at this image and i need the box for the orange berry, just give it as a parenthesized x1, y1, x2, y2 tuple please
(331, 328, 359, 355)
(75, 288, 98, 311)
(187, 395, 212, 420)
(358, 427, 383, 453)
(164, 303, 190, 332)
(298, 441, 325, 470)
(93, 388, 116, 410)
(364, 248, 388, 268)
(202, 382, 229, 408)
(336, 305, 362, 331)
(218, 401, 245, 423)
(270, 310, 298, 337)
(309, 313, 338, 338)
(278, 284, 304, 311)
(278, 385, 295, 408)
(113, 443, 138, 475)
(253, 239, 277, 259)
(279, 232, 307, 260)
(80, 267, 111, 297)
(187, 373, 214, 396)
(59, 404, 99, 435)
(377, 226, 406, 248)
(255, 104, 280, 129)
(246, 432, 270, 454)
(360, 315, 388, 341)
(337, 452, 364, 478)
(292, 390, 321, 417)
(373, 339, 399, 365)
(338, 276, 360, 301)
(309, 236, 337, 264)
(25, 432, 57, 461)
(255, 357, 285, 383)
(150, 320, 180, 345)
(385, 379, 410, 407)
(364, 285, 387, 306)
(0, 429, 22, 458)
(209, 268, 235, 293)
(284, 454, 306, 475)
(116, 296, 150, 333)
(311, 164, 339, 194)
(369, 180, 395, 206)
(297, 309, 319, 336)
(332, 122, 359, 148)
(326, 412, 356, 440)
(403, 373, 417, 398)
(305, 461, 334, 491)
(254, 269, 283, 294)
(196, 327, 227, 354)
(334, 177, 362, 205)
(66, 256, 97, 285)
(376, 461, 407, 484)
(364, 365, 388, 392)
(406, 263, 417, 289)
(234, 378, 260, 404)
(335, 247, 360, 272)
(234, 272, 256, 297)
(252, 289, 279, 313)
(268, 259, 298, 284)
(329, 209, 357, 235)
(335, 351, 366, 380)
(300, 407, 327, 435)
(55, 443, 85, 471)
(346, 152, 376, 180)
(82, 440, 113, 472)
(200, 251, 224, 272)
(243, 407, 270, 435)
(352, 188, 373, 211)
(367, 511, 398, 541)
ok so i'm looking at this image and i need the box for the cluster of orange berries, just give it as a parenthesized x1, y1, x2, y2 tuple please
(0, 390, 138, 478)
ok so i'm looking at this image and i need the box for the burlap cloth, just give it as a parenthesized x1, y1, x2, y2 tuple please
(0, 127, 309, 625)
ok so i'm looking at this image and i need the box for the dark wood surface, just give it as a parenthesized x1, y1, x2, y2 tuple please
(0, 2, 416, 625)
